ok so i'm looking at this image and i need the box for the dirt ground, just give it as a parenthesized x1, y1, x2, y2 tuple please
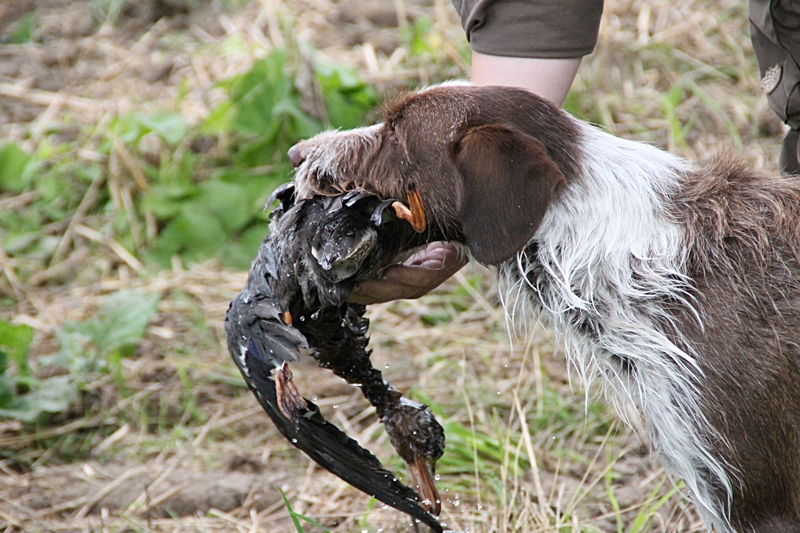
(0, 0, 786, 532)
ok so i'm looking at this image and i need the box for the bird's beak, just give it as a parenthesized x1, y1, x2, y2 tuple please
(410, 455, 441, 516)
(391, 181, 427, 233)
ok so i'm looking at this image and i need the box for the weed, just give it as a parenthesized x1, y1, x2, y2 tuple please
(0, 319, 74, 422)
(0, 44, 380, 279)
(46, 289, 160, 375)
(0, 142, 36, 193)
(6, 12, 36, 44)
(0, 290, 159, 424)
(279, 487, 332, 533)
(89, 0, 126, 25)
(605, 465, 680, 533)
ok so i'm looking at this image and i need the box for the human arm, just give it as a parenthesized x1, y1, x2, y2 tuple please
(349, 2, 602, 303)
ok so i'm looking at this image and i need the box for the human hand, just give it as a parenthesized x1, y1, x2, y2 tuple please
(348, 242, 467, 305)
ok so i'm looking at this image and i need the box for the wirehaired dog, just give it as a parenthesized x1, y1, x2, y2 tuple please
(288, 83, 800, 533)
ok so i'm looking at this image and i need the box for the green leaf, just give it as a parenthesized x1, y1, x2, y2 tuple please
(201, 99, 234, 133)
(9, 12, 35, 44)
(278, 487, 331, 533)
(52, 322, 92, 370)
(86, 290, 161, 355)
(3, 230, 44, 256)
(148, 206, 229, 266)
(0, 319, 34, 378)
(0, 375, 78, 422)
(137, 111, 187, 146)
(141, 182, 197, 219)
(0, 143, 34, 193)
(194, 180, 252, 233)
(315, 62, 379, 130)
(0, 374, 15, 408)
(228, 52, 291, 136)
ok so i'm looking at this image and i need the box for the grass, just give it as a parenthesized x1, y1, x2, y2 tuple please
(0, 0, 783, 531)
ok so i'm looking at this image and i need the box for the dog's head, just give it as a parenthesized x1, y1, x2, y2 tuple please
(289, 84, 581, 265)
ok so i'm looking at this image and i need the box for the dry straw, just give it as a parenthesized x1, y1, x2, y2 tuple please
(0, 0, 780, 531)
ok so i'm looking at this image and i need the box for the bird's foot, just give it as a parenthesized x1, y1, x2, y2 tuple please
(274, 363, 308, 427)
(410, 454, 442, 516)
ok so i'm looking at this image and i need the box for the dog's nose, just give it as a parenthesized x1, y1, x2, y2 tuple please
(288, 145, 305, 168)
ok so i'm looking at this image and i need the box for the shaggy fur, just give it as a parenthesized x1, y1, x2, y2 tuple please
(288, 83, 800, 533)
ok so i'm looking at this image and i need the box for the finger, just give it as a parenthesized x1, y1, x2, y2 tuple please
(348, 264, 459, 304)
(395, 256, 467, 282)
(404, 242, 465, 268)
(348, 279, 419, 305)
(347, 243, 467, 304)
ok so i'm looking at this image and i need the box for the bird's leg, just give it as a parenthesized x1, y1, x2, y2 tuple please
(391, 180, 426, 233)
(273, 363, 308, 427)
(409, 455, 441, 516)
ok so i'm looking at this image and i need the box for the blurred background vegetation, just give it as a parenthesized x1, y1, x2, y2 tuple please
(0, 0, 783, 531)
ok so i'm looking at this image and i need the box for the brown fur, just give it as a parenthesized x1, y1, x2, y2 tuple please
(290, 85, 800, 532)
(293, 85, 580, 264)
(671, 155, 800, 531)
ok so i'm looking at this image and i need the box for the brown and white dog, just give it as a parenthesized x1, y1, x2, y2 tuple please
(288, 83, 800, 533)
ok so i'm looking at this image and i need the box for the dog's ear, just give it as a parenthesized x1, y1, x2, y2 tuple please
(452, 124, 566, 265)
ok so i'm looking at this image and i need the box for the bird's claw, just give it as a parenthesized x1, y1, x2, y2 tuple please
(274, 363, 308, 427)
(411, 455, 442, 516)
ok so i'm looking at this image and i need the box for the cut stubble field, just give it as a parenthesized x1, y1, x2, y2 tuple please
(0, 0, 784, 531)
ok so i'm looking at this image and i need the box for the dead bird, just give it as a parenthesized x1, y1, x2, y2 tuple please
(225, 182, 446, 530)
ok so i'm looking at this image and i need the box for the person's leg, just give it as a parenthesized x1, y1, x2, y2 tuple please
(750, 0, 800, 174)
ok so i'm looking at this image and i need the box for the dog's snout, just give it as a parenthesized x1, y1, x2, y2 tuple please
(288, 145, 305, 168)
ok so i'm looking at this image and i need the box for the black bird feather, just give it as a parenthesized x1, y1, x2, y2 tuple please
(225, 183, 447, 532)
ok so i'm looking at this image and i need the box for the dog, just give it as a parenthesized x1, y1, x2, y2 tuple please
(287, 82, 800, 533)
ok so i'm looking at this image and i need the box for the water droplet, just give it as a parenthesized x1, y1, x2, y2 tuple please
(333, 404, 338, 409)
(310, 311, 320, 320)
(434, 474, 440, 481)
(384, 363, 390, 369)
(291, 438, 297, 444)
(299, 316, 306, 321)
